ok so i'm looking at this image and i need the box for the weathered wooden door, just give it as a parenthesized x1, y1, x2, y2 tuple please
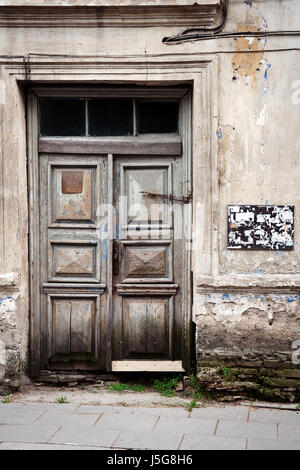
(28, 87, 192, 375)
(111, 157, 185, 371)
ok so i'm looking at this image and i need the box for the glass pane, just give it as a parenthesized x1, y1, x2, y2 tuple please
(40, 99, 86, 136)
(138, 101, 179, 134)
(88, 99, 133, 136)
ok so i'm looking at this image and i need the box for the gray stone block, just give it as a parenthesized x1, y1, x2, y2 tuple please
(23, 402, 78, 411)
(0, 442, 114, 450)
(76, 405, 134, 415)
(0, 408, 44, 425)
(180, 434, 247, 450)
(113, 429, 183, 450)
(190, 405, 249, 422)
(249, 409, 300, 425)
(155, 416, 217, 436)
(278, 424, 300, 441)
(216, 421, 277, 440)
(0, 403, 24, 409)
(247, 438, 300, 450)
(49, 425, 119, 447)
(95, 413, 158, 431)
(132, 407, 189, 418)
(36, 411, 99, 426)
(0, 424, 60, 443)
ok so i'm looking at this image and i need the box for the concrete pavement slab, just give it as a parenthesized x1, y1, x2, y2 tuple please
(132, 407, 190, 418)
(190, 406, 249, 422)
(0, 424, 60, 443)
(0, 442, 113, 450)
(76, 405, 134, 415)
(36, 411, 100, 426)
(0, 408, 45, 425)
(249, 409, 300, 425)
(180, 434, 247, 450)
(95, 413, 158, 431)
(278, 423, 300, 442)
(247, 438, 300, 450)
(23, 403, 78, 411)
(113, 429, 183, 450)
(216, 421, 278, 440)
(49, 425, 120, 447)
(0, 403, 25, 409)
(155, 416, 217, 436)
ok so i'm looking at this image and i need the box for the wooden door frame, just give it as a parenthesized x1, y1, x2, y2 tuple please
(27, 85, 193, 376)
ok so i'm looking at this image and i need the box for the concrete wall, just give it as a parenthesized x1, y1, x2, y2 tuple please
(0, 0, 299, 399)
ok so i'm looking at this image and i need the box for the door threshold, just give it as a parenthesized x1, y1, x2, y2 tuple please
(111, 360, 185, 372)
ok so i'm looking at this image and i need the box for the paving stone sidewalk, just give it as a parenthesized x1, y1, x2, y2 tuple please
(0, 402, 299, 450)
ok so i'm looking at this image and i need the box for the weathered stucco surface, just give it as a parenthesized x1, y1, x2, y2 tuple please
(0, 275, 27, 392)
(195, 293, 300, 352)
(0, 0, 299, 399)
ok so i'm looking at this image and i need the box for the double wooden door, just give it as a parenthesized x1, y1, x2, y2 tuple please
(29, 88, 191, 374)
(38, 152, 185, 372)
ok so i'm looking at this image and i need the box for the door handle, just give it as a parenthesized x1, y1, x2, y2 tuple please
(113, 240, 119, 276)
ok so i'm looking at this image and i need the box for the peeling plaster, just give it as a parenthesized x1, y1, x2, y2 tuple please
(194, 293, 300, 328)
(0, 295, 17, 327)
(232, 23, 264, 87)
(0, 340, 6, 367)
(256, 59, 271, 126)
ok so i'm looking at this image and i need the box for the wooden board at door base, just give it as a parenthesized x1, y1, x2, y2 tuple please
(112, 361, 185, 372)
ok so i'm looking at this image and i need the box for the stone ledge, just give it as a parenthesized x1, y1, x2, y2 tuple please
(196, 274, 300, 293)
(0, 1, 221, 6)
(0, 2, 221, 28)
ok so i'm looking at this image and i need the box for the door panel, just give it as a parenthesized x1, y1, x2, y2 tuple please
(49, 165, 97, 226)
(48, 293, 101, 368)
(121, 240, 173, 283)
(123, 297, 170, 358)
(120, 162, 173, 230)
(49, 241, 100, 282)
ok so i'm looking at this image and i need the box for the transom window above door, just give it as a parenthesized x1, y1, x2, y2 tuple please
(39, 97, 180, 137)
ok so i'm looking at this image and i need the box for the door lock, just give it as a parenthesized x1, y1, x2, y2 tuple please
(113, 240, 120, 276)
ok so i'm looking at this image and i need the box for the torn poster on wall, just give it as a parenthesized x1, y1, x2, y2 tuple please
(227, 205, 294, 250)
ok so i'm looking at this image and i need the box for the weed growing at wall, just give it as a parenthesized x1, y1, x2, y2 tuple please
(152, 377, 179, 397)
(107, 383, 145, 392)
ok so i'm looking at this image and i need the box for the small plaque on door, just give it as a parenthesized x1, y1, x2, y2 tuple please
(227, 205, 294, 250)
(61, 170, 83, 194)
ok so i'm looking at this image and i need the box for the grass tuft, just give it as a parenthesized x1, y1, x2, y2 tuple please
(152, 377, 180, 397)
(1, 395, 11, 404)
(56, 396, 69, 404)
(107, 383, 145, 392)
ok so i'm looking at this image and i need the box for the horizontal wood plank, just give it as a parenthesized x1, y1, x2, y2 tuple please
(111, 360, 184, 372)
(39, 139, 182, 155)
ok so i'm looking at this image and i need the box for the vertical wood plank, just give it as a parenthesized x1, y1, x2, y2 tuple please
(53, 300, 71, 354)
(124, 299, 147, 356)
(181, 90, 193, 371)
(146, 300, 167, 355)
(28, 92, 41, 376)
(106, 154, 113, 370)
(71, 300, 93, 353)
